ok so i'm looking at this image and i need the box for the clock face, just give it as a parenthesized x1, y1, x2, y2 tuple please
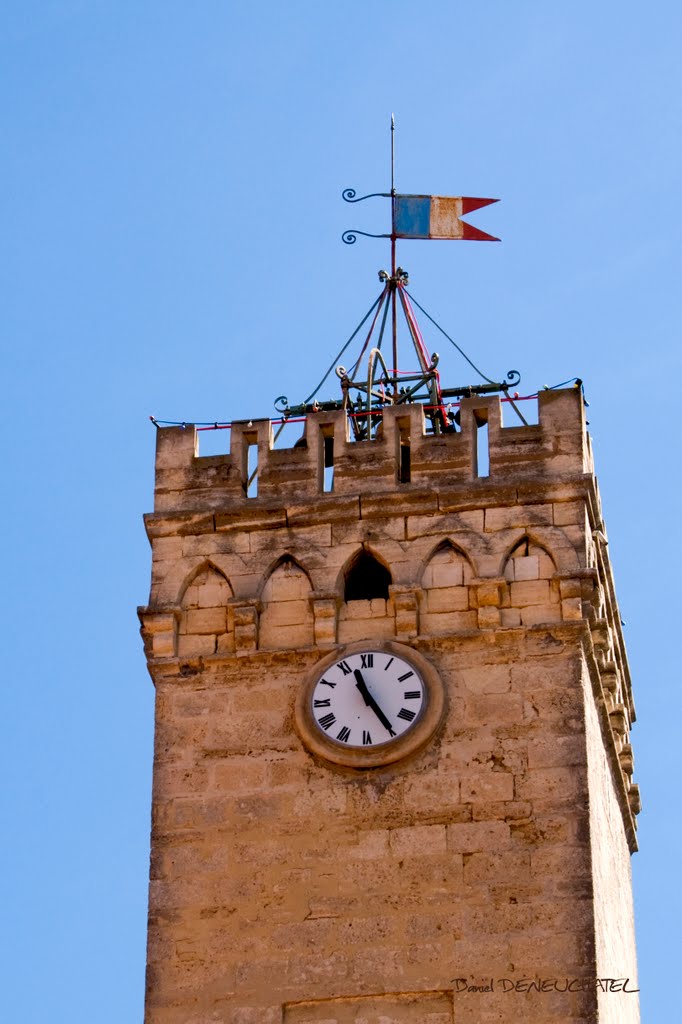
(310, 650, 426, 749)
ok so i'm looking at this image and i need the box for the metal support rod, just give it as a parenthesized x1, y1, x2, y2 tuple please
(367, 347, 391, 419)
(502, 393, 530, 426)
(396, 284, 430, 375)
(440, 382, 511, 399)
(390, 113, 398, 390)
(390, 113, 395, 197)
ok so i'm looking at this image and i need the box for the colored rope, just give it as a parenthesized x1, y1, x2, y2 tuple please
(149, 383, 581, 431)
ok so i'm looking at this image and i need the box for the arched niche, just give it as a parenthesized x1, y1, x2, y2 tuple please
(337, 548, 394, 645)
(259, 556, 314, 651)
(178, 563, 234, 657)
(420, 542, 476, 633)
(501, 536, 561, 625)
(502, 536, 557, 582)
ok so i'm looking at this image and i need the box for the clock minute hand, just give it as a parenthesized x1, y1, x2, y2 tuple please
(354, 669, 396, 737)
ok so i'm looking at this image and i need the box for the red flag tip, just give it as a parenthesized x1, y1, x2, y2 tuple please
(460, 197, 499, 215)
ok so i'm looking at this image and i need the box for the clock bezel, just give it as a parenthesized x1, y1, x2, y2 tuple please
(295, 640, 445, 768)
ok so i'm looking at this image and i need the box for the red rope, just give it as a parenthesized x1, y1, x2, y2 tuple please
(160, 396, 540, 432)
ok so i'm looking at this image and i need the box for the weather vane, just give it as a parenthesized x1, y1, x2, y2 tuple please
(150, 118, 578, 445)
(273, 116, 523, 439)
(342, 113, 499, 253)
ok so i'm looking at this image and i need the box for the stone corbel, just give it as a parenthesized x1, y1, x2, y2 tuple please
(600, 660, 620, 709)
(309, 593, 339, 647)
(609, 703, 628, 738)
(589, 617, 612, 669)
(389, 585, 420, 640)
(619, 742, 634, 778)
(229, 598, 261, 654)
(470, 578, 506, 630)
(138, 606, 179, 659)
(628, 782, 642, 816)
(555, 567, 598, 622)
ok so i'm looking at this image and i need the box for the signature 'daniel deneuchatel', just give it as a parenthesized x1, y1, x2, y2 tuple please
(451, 976, 639, 995)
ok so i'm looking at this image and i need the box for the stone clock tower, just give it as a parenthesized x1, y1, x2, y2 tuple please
(139, 387, 640, 1023)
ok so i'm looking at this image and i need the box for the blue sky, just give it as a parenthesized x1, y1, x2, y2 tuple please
(2, 2, 680, 1020)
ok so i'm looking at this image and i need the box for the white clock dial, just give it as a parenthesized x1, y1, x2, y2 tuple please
(310, 650, 425, 748)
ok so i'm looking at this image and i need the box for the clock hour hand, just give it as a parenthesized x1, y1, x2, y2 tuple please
(354, 669, 396, 737)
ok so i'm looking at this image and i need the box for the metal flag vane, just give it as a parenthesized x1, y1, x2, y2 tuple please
(342, 113, 500, 249)
(275, 116, 525, 439)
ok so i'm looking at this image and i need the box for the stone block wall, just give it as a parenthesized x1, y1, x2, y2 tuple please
(139, 388, 639, 1023)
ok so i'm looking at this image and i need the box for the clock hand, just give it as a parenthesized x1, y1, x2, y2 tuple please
(354, 670, 396, 737)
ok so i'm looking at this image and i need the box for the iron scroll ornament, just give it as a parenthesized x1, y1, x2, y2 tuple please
(342, 187, 393, 243)
(504, 370, 521, 388)
(342, 188, 391, 203)
(342, 229, 391, 245)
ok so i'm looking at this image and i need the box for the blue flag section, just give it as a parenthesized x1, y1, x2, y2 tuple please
(393, 195, 499, 241)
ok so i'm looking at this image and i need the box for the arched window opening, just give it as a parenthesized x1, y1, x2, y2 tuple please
(344, 551, 392, 602)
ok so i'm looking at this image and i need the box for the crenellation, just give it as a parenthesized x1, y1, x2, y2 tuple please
(151, 389, 591, 518)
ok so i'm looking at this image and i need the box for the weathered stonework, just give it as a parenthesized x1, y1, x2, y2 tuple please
(139, 389, 640, 1023)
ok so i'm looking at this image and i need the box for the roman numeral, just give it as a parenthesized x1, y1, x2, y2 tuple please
(397, 708, 416, 722)
(404, 690, 421, 700)
(337, 660, 352, 675)
(314, 698, 331, 708)
(398, 671, 414, 682)
(362, 730, 372, 745)
(336, 726, 351, 743)
(360, 653, 374, 668)
(318, 712, 336, 730)
(384, 657, 394, 671)
(319, 678, 336, 688)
